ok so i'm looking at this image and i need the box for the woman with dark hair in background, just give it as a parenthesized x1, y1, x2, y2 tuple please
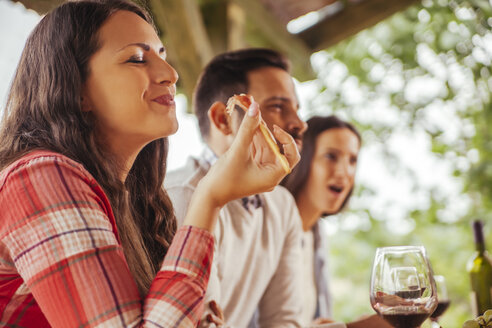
(282, 115, 361, 325)
(283, 116, 392, 328)
(0, 1, 298, 327)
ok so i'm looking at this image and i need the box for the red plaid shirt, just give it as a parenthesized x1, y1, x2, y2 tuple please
(0, 151, 213, 327)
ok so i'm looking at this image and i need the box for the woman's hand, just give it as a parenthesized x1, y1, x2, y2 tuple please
(183, 100, 300, 231)
(347, 314, 394, 328)
(205, 301, 226, 326)
(202, 100, 299, 207)
(312, 317, 335, 324)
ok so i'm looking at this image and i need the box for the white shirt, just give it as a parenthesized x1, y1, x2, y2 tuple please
(165, 153, 303, 328)
(301, 229, 317, 326)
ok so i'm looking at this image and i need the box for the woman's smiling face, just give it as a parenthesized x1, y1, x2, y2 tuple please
(82, 10, 179, 154)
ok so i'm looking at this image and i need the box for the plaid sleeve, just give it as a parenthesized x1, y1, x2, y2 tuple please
(0, 154, 214, 327)
(145, 226, 214, 327)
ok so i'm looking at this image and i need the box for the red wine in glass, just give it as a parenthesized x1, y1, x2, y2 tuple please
(429, 275, 450, 327)
(381, 311, 430, 328)
(430, 300, 450, 319)
(370, 246, 438, 328)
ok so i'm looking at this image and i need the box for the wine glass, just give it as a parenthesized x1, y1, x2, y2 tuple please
(429, 275, 450, 327)
(370, 246, 438, 328)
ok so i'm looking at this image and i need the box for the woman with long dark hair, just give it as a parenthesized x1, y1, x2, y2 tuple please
(0, 1, 298, 327)
(282, 115, 361, 325)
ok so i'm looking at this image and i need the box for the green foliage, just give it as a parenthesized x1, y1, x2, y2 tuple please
(302, 0, 492, 326)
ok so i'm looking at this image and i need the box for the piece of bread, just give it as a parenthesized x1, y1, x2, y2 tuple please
(226, 94, 291, 173)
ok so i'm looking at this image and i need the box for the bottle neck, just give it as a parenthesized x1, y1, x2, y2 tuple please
(475, 241, 485, 253)
(473, 220, 486, 254)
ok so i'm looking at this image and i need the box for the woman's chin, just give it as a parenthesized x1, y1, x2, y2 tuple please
(159, 119, 179, 138)
(170, 120, 179, 135)
(321, 201, 344, 216)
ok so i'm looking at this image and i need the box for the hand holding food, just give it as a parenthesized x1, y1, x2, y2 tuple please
(226, 94, 291, 174)
(184, 98, 299, 231)
(201, 97, 299, 206)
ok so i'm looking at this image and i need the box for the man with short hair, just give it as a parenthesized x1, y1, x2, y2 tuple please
(166, 48, 307, 327)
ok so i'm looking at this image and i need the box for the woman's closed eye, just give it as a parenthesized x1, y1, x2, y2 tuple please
(126, 55, 146, 64)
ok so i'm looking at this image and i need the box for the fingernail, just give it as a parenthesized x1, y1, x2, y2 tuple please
(248, 102, 259, 117)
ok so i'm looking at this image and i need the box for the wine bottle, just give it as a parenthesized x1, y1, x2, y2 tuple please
(467, 220, 492, 317)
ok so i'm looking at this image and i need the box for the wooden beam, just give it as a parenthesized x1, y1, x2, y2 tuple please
(201, 0, 228, 54)
(231, 0, 316, 82)
(227, 2, 246, 50)
(149, 0, 214, 102)
(298, 0, 421, 51)
(12, 0, 63, 14)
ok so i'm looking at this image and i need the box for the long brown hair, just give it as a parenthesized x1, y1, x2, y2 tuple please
(0, 0, 176, 295)
(282, 115, 361, 215)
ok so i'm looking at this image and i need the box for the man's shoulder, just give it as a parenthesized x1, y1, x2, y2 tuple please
(262, 185, 297, 207)
(165, 157, 208, 191)
(260, 185, 302, 229)
(218, 185, 296, 218)
(166, 157, 210, 226)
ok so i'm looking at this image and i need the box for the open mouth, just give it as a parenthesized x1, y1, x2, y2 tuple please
(328, 185, 343, 193)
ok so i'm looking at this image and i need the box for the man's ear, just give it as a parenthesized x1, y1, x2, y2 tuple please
(208, 101, 233, 135)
